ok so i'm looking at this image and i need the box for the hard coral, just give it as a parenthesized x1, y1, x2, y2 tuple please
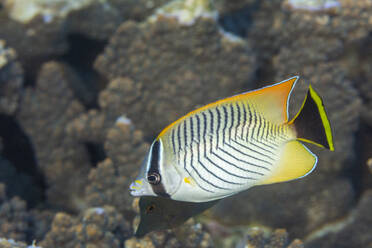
(16, 61, 91, 211)
(237, 228, 304, 248)
(94, 14, 256, 137)
(85, 119, 149, 215)
(0, 184, 30, 242)
(270, 0, 371, 174)
(0, 0, 170, 63)
(306, 189, 372, 248)
(66, 77, 145, 143)
(125, 219, 213, 248)
(211, 175, 354, 238)
(40, 206, 131, 248)
(0, 40, 23, 115)
(0, 238, 29, 248)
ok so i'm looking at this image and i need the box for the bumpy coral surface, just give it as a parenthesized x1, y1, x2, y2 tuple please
(0, 184, 29, 242)
(16, 62, 91, 211)
(40, 205, 131, 248)
(211, 175, 355, 238)
(0, 40, 23, 115)
(239, 228, 304, 248)
(305, 189, 372, 248)
(0, 238, 30, 248)
(94, 14, 256, 137)
(0, 0, 170, 62)
(126, 218, 214, 248)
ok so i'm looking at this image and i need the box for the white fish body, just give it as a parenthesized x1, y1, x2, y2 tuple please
(130, 77, 334, 202)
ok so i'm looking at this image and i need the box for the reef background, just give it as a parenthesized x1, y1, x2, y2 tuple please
(0, 0, 372, 247)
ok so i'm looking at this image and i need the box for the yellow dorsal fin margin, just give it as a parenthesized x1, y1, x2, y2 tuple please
(158, 76, 299, 138)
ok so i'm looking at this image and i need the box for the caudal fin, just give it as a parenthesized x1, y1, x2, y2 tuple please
(289, 85, 334, 151)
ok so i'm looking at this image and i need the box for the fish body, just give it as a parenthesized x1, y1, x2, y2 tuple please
(130, 77, 334, 202)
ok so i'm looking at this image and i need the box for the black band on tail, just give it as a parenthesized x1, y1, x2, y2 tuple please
(290, 85, 334, 151)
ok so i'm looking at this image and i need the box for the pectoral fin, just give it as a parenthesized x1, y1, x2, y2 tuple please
(259, 140, 317, 185)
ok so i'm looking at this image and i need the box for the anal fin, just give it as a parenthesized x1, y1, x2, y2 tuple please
(259, 140, 317, 185)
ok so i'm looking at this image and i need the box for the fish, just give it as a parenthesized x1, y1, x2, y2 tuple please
(130, 76, 334, 202)
(135, 196, 218, 237)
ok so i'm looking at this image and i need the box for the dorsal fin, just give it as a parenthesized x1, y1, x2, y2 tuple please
(158, 76, 299, 138)
(237, 76, 299, 124)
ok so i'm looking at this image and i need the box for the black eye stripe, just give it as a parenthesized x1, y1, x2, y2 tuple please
(149, 140, 160, 174)
(148, 140, 170, 198)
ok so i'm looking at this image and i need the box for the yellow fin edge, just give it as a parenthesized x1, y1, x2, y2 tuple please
(308, 85, 334, 151)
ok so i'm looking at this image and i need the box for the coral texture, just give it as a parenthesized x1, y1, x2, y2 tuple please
(0, 184, 29, 242)
(239, 228, 304, 248)
(94, 15, 256, 137)
(0, 40, 23, 115)
(211, 175, 355, 238)
(0, 0, 170, 62)
(16, 62, 91, 211)
(40, 205, 131, 248)
(125, 219, 214, 248)
(305, 189, 372, 248)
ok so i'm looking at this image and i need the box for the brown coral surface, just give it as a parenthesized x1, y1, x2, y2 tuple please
(94, 17, 256, 137)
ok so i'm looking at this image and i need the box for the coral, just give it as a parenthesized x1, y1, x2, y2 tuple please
(0, 40, 23, 115)
(66, 77, 147, 144)
(0, 156, 42, 208)
(0, 0, 170, 63)
(211, 175, 355, 238)
(246, 0, 372, 175)
(104, 119, 149, 177)
(233, 228, 304, 248)
(0, 238, 29, 248)
(305, 189, 372, 248)
(214, 1, 372, 240)
(0, 184, 30, 242)
(125, 218, 213, 248)
(359, 39, 372, 126)
(16, 61, 91, 211)
(268, 0, 372, 173)
(214, 0, 257, 14)
(0, 12, 68, 63)
(70, 82, 149, 213)
(283, 0, 341, 12)
(94, 13, 256, 137)
(149, 0, 217, 25)
(29, 209, 55, 243)
(40, 206, 131, 248)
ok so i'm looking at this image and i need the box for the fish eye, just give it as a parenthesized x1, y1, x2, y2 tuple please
(145, 204, 156, 214)
(147, 172, 161, 185)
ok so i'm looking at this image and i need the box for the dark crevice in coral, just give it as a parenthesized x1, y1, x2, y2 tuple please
(218, 1, 260, 37)
(23, 58, 45, 88)
(351, 122, 372, 197)
(0, 114, 46, 208)
(346, 122, 372, 200)
(60, 34, 107, 109)
(85, 142, 106, 167)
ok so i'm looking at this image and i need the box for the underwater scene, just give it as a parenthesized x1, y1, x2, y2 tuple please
(0, 0, 372, 247)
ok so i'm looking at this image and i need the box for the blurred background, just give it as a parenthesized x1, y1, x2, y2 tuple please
(0, 0, 371, 247)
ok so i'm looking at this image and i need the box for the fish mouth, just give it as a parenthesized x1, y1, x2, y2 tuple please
(129, 181, 143, 196)
(129, 180, 141, 196)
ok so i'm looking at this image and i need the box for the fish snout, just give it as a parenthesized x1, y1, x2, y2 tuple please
(129, 180, 144, 196)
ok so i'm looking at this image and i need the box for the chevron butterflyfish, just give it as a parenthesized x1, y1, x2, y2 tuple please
(130, 76, 334, 202)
